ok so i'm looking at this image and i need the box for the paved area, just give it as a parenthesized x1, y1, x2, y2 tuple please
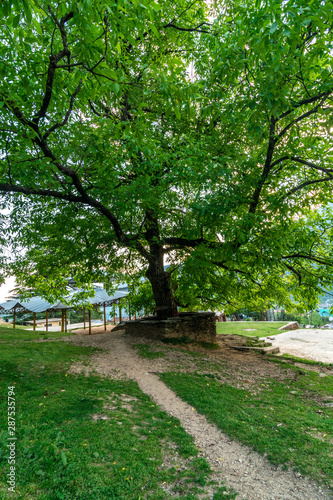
(262, 329, 333, 364)
(26, 320, 105, 332)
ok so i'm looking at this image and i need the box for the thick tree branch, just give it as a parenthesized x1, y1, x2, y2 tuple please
(284, 263, 302, 286)
(43, 80, 83, 139)
(282, 253, 333, 266)
(278, 91, 331, 120)
(163, 22, 211, 33)
(163, 236, 206, 248)
(0, 182, 85, 204)
(271, 156, 333, 175)
(285, 176, 333, 196)
(249, 116, 276, 214)
(33, 11, 74, 123)
(277, 98, 327, 140)
(288, 157, 333, 174)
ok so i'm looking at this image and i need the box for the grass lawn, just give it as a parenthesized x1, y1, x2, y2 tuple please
(0, 325, 73, 342)
(216, 321, 289, 338)
(0, 323, 30, 330)
(2, 326, 332, 498)
(115, 339, 333, 489)
(161, 362, 333, 489)
(0, 338, 233, 499)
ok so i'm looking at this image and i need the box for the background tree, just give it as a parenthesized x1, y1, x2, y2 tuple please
(1, 0, 333, 318)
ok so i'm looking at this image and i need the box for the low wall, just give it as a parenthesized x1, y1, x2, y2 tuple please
(124, 312, 216, 342)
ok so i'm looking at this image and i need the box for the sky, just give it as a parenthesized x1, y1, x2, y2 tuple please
(0, 276, 16, 303)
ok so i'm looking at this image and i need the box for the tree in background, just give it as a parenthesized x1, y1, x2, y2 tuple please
(1, 0, 333, 318)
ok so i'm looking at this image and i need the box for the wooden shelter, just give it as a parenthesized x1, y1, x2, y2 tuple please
(0, 288, 129, 334)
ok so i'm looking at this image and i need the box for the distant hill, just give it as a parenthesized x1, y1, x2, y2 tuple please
(319, 291, 333, 309)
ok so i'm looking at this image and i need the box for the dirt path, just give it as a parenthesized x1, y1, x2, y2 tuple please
(68, 331, 332, 500)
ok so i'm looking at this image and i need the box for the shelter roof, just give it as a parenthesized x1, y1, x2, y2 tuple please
(0, 287, 128, 313)
(0, 300, 21, 311)
(19, 297, 55, 313)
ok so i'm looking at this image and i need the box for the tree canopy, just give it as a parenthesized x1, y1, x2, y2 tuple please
(1, 0, 333, 316)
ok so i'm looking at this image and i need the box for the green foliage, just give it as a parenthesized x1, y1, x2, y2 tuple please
(125, 276, 156, 316)
(1, 0, 333, 313)
(68, 308, 102, 323)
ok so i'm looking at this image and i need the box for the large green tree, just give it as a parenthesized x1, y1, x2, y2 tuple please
(1, 0, 333, 316)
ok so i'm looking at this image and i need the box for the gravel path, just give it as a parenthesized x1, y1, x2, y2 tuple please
(68, 331, 333, 500)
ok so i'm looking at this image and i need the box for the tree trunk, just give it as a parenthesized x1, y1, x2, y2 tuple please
(233, 311, 241, 321)
(144, 210, 177, 320)
(145, 248, 177, 320)
(146, 253, 177, 320)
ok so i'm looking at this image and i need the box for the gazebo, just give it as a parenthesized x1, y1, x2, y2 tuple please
(0, 287, 129, 335)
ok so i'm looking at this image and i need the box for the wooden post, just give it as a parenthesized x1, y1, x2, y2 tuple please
(64, 309, 67, 333)
(13, 308, 16, 329)
(61, 309, 65, 332)
(83, 307, 86, 329)
(128, 302, 131, 320)
(119, 305, 122, 323)
(104, 303, 106, 331)
(89, 309, 92, 335)
(46, 310, 48, 332)
(33, 312, 36, 331)
(113, 305, 116, 325)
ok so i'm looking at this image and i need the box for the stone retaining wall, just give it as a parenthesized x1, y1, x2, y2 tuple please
(124, 312, 216, 342)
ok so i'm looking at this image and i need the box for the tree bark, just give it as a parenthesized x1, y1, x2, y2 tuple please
(144, 211, 178, 320)
(146, 251, 177, 320)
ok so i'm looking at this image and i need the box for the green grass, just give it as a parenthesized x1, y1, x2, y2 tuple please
(0, 326, 73, 342)
(271, 353, 333, 369)
(0, 323, 30, 330)
(161, 367, 333, 489)
(132, 343, 166, 359)
(216, 321, 289, 338)
(0, 339, 235, 499)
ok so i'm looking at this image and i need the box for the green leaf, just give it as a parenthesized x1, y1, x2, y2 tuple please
(174, 107, 181, 119)
(149, 23, 160, 38)
(32, 18, 42, 36)
(269, 22, 278, 34)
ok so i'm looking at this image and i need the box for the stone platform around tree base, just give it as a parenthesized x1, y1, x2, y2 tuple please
(121, 311, 217, 342)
